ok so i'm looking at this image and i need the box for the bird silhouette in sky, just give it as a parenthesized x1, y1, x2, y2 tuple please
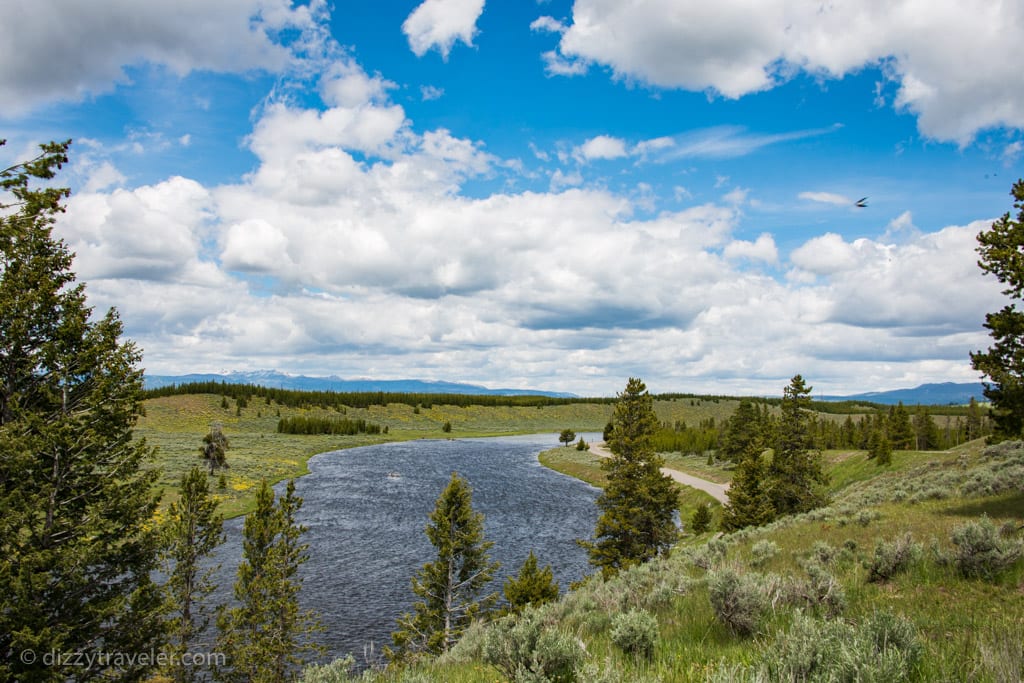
(855, 197, 868, 208)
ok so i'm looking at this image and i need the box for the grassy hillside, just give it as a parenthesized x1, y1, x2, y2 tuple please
(311, 439, 1024, 682)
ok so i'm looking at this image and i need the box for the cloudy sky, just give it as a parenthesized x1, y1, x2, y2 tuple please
(2, 0, 1023, 397)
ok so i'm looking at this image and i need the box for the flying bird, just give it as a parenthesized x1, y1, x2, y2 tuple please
(855, 197, 868, 208)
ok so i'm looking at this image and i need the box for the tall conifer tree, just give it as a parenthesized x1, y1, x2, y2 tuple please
(721, 428, 775, 532)
(163, 466, 224, 683)
(0, 139, 165, 681)
(972, 180, 1024, 439)
(582, 378, 678, 578)
(216, 480, 321, 682)
(768, 375, 828, 516)
(390, 472, 500, 659)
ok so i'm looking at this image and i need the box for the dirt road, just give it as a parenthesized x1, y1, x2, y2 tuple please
(588, 442, 731, 504)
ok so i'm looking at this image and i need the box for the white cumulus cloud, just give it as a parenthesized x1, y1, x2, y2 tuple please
(576, 135, 628, 161)
(544, 0, 1024, 143)
(0, 0, 321, 114)
(403, 0, 486, 59)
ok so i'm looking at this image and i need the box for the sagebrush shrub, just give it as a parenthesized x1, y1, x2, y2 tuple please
(797, 562, 846, 617)
(708, 568, 771, 636)
(866, 533, 921, 583)
(690, 537, 729, 570)
(749, 540, 779, 568)
(299, 656, 356, 683)
(610, 608, 659, 660)
(951, 516, 1023, 579)
(761, 611, 921, 682)
(481, 608, 583, 683)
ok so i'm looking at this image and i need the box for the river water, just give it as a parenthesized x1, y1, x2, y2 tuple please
(209, 433, 600, 663)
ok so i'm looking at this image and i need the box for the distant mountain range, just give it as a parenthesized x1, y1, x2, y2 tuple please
(143, 370, 577, 398)
(818, 382, 988, 406)
(144, 372, 987, 406)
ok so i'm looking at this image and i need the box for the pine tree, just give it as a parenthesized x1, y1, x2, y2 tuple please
(162, 466, 224, 683)
(390, 472, 500, 659)
(768, 375, 828, 516)
(868, 427, 892, 465)
(966, 396, 983, 441)
(912, 407, 941, 450)
(689, 502, 713, 535)
(720, 446, 775, 531)
(502, 550, 560, 615)
(719, 399, 761, 462)
(971, 179, 1024, 439)
(216, 480, 321, 682)
(201, 422, 229, 474)
(0, 139, 165, 681)
(887, 402, 914, 450)
(582, 378, 678, 578)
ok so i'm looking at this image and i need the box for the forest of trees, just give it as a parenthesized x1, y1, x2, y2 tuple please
(651, 398, 990, 458)
(277, 415, 383, 435)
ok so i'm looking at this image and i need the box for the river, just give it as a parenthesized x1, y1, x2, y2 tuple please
(208, 433, 601, 664)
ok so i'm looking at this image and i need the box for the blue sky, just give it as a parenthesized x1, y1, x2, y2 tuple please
(2, 0, 1023, 396)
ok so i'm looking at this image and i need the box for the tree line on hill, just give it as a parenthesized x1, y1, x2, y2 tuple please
(276, 415, 384, 435)
(648, 397, 990, 457)
(144, 380, 617, 410)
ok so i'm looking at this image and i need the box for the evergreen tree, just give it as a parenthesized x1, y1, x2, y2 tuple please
(502, 550, 559, 615)
(162, 467, 224, 683)
(581, 378, 678, 578)
(887, 402, 914, 450)
(971, 179, 1024, 439)
(390, 472, 500, 659)
(720, 448, 775, 531)
(689, 502, 713, 534)
(912, 407, 941, 450)
(966, 396, 983, 441)
(0, 139, 165, 681)
(719, 399, 761, 462)
(768, 375, 828, 516)
(868, 427, 892, 465)
(201, 421, 229, 474)
(216, 480, 321, 682)
(559, 428, 576, 447)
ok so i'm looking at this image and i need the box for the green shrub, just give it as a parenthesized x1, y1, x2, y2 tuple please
(809, 541, 836, 565)
(761, 611, 921, 682)
(690, 537, 729, 570)
(708, 568, 772, 636)
(610, 608, 659, 661)
(300, 655, 356, 682)
(866, 533, 921, 583)
(749, 540, 779, 568)
(793, 562, 846, 617)
(951, 516, 1023, 579)
(481, 608, 584, 683)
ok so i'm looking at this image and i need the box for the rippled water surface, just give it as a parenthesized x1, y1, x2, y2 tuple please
(209, 434, 600, 661)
